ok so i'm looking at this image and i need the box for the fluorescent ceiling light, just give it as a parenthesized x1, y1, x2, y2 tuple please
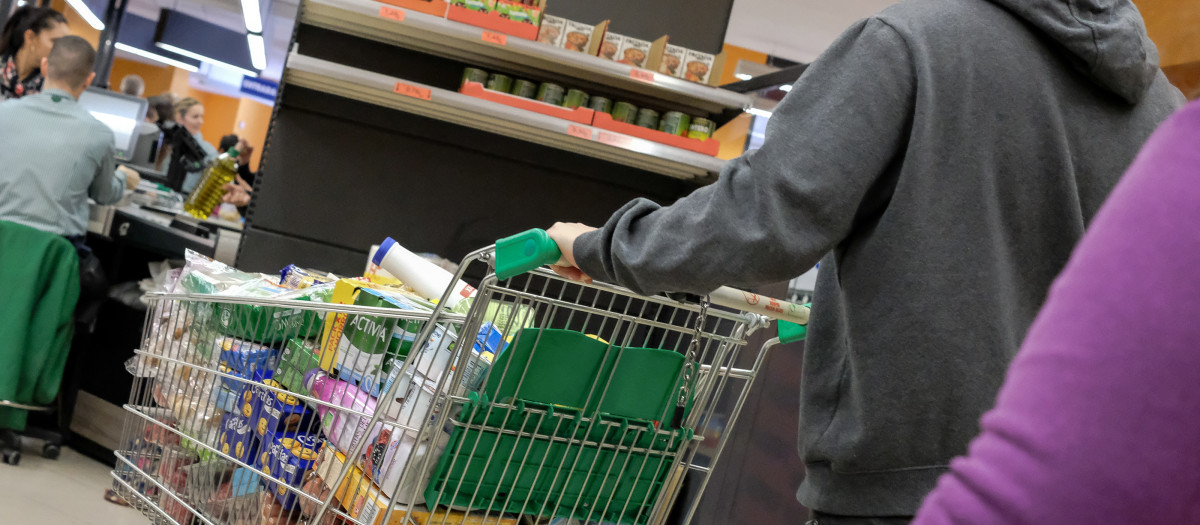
(115, 42, 199, 72)
(65, 0, 105, 30)
(247, 33, 267, 71)
(746, 107, 773, 118)
(157, 42, 258, 77)
(240, 0, 263, 34)
(734, 73, 753, 81)
(779, 84, 792, 92)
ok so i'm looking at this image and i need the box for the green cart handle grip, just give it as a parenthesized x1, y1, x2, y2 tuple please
(778, 321, 808, 344)
(496, 228, 563, 281)
(778, 303, 812, 343)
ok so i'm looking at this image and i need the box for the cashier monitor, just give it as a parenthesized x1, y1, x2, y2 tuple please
(77, 87, 153, 164)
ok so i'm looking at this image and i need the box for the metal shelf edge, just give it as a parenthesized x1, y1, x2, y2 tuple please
(283, 52, 725, 181)
(300, 0, 752, 114)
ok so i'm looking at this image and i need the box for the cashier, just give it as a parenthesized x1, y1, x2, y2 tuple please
(0, 36, 140, 241)
(173, 97, 219, 192)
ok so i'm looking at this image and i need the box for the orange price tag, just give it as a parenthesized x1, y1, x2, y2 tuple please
(597, 131, 633, 147)
(567, 125, 593, 140)
(394, 82, 432, 101)
(481, 31, 507, 46)
(629, 68, 655, 83)
(378, 6, 405, 21)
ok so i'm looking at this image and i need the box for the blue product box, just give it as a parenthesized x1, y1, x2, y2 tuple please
(260, 433, 321, 509)
(217, 412, 258, 464)
(216, 336, 280, 374)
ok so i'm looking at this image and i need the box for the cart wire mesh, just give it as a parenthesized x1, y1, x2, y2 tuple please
(111, 246, 780, 525)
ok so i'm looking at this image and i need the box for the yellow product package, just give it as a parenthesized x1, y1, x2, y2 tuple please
(315, 446, 518, 525)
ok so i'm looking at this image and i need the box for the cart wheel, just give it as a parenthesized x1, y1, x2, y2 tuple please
(2, 449, 19, 466)
(42, 443, 60, 460)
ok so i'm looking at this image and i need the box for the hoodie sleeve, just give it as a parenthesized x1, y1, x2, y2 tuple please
(572, 17, 916, 296)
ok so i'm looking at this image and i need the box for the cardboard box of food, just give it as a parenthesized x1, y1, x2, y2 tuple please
(277, 338, 321, 396)
(316, 446, 519, 525)
(217, 411, 258, 464)
(597, 31, 622, 61)
(558, 19, 608, 55)
(657, 43, 686, 78)
(615, 35, 652, 69)
(682, 49, 716, 84)
(261, 433, 322, 509)
(536, 14, 565, 46)
(493, 0, 542, 27)
(448, 0, 491, 12)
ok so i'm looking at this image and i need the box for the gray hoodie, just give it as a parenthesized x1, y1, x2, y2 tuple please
(573, 0, 1184, 516)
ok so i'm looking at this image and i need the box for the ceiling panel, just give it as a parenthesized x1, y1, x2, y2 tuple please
(724, 0, 899, 63)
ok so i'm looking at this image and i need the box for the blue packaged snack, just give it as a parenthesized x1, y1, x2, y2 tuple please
(216, 336, 279, 374)
(260, 433, 321, 509)
(217, 412, 258, 464)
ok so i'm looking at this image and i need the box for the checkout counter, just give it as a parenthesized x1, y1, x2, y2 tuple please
(66, 88, 241, 462)
(70, 181, 244, 463)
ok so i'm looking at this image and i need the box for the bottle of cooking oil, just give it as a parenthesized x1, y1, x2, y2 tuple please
(183, 149, 239, 219)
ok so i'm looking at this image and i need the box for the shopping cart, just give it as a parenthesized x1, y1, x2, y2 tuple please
(110, 229, 808, 525)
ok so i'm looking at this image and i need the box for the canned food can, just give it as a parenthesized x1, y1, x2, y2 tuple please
(658, 111, 691, 136)
(510, 79, 538, 99)
(485, 73, 512, 93)
(588, 96, 613, 114)
(611, 102, 638, 123)
(635, 108, 660, 129)
(462, 67, 489, 87)
(536, 82, 565, 105)
(563, 89, 590, 109)
(688, 117, 716, 139)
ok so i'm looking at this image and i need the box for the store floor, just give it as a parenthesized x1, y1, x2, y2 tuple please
(0, 441, 146, 524)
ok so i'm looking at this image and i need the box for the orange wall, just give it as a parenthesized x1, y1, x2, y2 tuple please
(1135, 0, 1200, 68)
(232, 99, 273, 171)
(714, 113, 752, 160)
(718, 44, 768, 86)
(108, 58, 175, 96)
(52, 0, 100, 48)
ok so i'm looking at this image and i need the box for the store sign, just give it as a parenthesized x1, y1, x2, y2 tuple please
(241, 77, 279, 100)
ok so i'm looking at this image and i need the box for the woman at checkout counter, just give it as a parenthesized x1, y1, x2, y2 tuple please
(172, 97, 218, 192)
(0, 7, 69, 100)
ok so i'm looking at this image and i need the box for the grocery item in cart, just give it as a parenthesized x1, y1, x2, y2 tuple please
(331, 287, 433, 389)
(216, 336, 279, 373)
(280, 265, 337, 289)
(218, 411, 259, 463)
(362, 421, 448, 501)
(261, 433, 322, 509)
(250, 378, 320, 442)
(306, 370, 384, 454)
(373, 238, 476, 309)
(277, 338, 321, 396)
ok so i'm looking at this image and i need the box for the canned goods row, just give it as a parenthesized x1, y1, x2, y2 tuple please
(462, 66, 716, 140)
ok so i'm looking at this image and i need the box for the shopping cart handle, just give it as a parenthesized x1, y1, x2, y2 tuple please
(778, 320, 808, 344)
(496, 229, 563, 281)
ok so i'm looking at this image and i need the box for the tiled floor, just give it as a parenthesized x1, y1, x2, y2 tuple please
(0, 440, 147, 524)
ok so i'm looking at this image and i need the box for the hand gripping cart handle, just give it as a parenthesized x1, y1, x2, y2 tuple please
(495, 228, 811, 344)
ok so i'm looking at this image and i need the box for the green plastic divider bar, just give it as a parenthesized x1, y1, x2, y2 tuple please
(495, 228, 562, 281)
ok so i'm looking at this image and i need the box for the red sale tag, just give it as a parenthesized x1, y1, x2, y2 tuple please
(567, 125, 593, 140)
(394, 82, 432, 101)
(481, 31, 507, 46)
(378, 6, 405, 21)
(596, 131, 633, 147)
(629, 69, 655, 83)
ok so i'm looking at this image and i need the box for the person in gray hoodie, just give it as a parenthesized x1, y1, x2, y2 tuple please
(544, 0, 1185, 523)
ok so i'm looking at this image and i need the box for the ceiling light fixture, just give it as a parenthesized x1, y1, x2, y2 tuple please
(779, 84, 792, 92)
(247, 33, 267, 71)
(157, 42, 259, 77)
(65, 0, 105, 30)
(240, 0, 263, 34)
(115, 42, 199, 72)
(734, 73, 753, 81)
(746, 107, 774, 119)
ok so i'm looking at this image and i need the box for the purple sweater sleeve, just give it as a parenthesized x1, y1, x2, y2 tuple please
(912, 100, 1200, 524)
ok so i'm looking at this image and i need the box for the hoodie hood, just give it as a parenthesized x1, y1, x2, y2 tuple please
(986, 0, 1160, 103)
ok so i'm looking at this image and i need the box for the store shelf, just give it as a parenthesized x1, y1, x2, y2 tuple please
(299, 0, 752, 116)
(284, 52, 726, 180)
